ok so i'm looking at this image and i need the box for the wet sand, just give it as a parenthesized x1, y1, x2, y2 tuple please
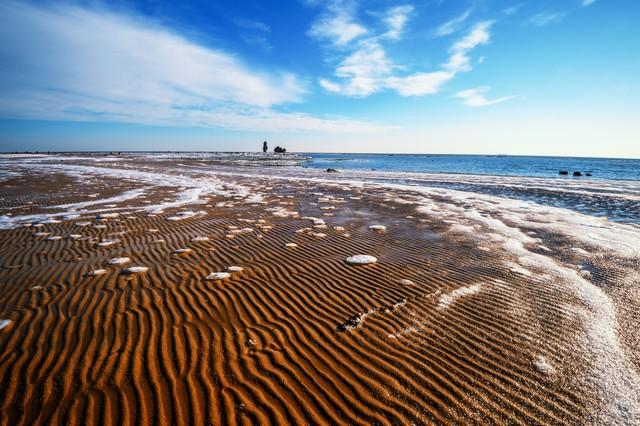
(0, 154, 639, 425)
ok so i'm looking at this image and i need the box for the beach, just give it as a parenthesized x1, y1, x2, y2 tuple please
(1, 153, 639, 425)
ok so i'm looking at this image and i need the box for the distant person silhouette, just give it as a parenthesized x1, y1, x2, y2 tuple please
(263, 141, 268, 153)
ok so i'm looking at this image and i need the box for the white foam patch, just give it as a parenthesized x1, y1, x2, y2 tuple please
(346, 255, 377, 265)
(227, 266, 243, 272)
(438, 284, 482, 309)
(369, 225, 387, 231)
(108, 257, 131, 265)
(89, 269, 108, 276)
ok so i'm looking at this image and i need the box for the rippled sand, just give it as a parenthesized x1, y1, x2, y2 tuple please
(0, 154, 639, 425)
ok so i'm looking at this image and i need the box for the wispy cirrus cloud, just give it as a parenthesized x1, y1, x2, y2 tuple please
(455, 86, 516, 107)
(311, 1, 494, 98)
(307, 0, 367, 47)
(528, 11, 566, 27)
(235, 18, 273, 51)
(386, 71, 454, 96)
(445, 20, 492, 73)
(383, 5, 414, 40)
(503, 5, 522, 16)
(435, 9, 471, 37)
(0, 1, 390, 133)
(319, 39, 391, 96)
(582, 0, 597, 6)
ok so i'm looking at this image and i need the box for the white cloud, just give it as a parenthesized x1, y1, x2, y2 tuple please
(528, 12, 566, 27)
(503, 6, 518, 16)
(386, 71, 454, 96)
(451, 21, 492, 52)
(235, 19, 271, 33)
(331, 40, 391, 96)
(308, 1, 367, 46)
(383, 5, 414, 40)
(435, 9, 471, 37)
(582, 0, 597, 6)
(444, 21, 492, 72)
(318, 18, 493, 98)
(0, 1, 390, 133)
(319, 79, 342, 93)
(455, 86, 515, 107)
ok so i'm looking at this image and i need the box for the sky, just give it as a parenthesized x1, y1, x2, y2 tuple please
(0, 0, 638, 157)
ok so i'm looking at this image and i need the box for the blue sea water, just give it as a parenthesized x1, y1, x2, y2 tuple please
(303, 153, 640, 181)
(298, 153, 640, 224)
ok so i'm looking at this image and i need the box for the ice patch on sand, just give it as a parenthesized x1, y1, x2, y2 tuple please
(346, 255, 377, 265)
(0, 320, 12, 330)
(438, 284, 482, 309)
(191, 236, 210, 242)
(125, 266, 149, 274)
(533, 355, 556, 375)
(97, 213, 119, 219)
(167, 210, 205, 221)
(108, 257, 131, 265)
(206, 272, 231, 280)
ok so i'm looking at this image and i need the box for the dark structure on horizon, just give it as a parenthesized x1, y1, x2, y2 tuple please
(274, 146, 287, 154)
(262, 141, 268, 153)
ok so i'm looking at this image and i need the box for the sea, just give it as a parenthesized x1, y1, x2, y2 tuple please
(303, 153, 640, 181)
(299, 153, 640, 224)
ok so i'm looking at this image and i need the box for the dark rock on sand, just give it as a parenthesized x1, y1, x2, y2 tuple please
(573, 171, 582, 176)
(326, 168, 338, 173)
(559, 170, 569, 175)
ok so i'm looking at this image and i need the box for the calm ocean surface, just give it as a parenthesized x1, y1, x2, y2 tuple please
(303, 153, 640, 181)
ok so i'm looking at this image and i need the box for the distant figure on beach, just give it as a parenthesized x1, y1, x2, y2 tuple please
(262, 141, 268, 153)
(274, 146, 287, 154)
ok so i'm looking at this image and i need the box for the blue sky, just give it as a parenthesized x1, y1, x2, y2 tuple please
(0, 0, 638, 157)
